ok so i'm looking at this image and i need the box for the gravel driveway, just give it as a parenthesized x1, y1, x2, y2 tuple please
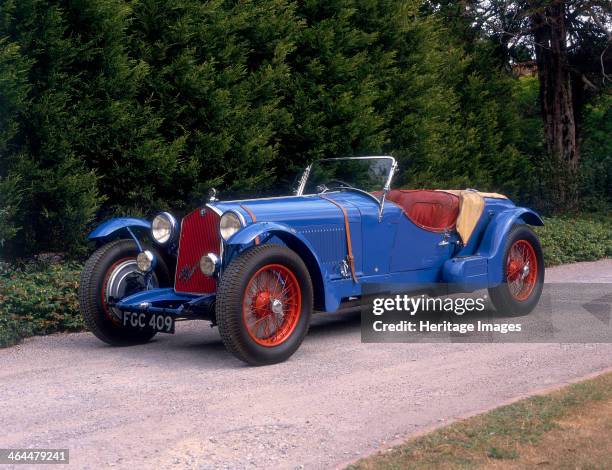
(1, 259, 610, 469)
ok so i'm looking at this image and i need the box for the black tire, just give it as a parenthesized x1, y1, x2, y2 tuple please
(216, 244, 313, 366)
(488, 225, 545, 316)
(79, 239, 171, 345)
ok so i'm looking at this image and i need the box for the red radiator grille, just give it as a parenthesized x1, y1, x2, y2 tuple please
(174, 207, 221, 294)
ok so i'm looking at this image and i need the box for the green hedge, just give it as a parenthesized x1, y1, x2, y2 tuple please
(0, 0, 555, 259)
(1, 1, 609, 260)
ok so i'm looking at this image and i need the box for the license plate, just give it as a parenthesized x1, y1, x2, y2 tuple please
(122, 311, 175, 334)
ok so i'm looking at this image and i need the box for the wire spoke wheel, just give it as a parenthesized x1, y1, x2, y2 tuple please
(488, 225, 544, 316)
(242, 264, 302, 347)
(216, 244, 313, 365)
(506, 239, 538, 301)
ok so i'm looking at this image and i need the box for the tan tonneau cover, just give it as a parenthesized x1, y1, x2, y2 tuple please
(437, 190, 507, 244)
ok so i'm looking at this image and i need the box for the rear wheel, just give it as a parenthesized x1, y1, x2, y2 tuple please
(488, 225, 544, 316)
(79, 239, 171, 345)
(216, 245, 313, 365)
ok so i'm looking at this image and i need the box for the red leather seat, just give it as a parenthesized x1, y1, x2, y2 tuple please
(385, 190, 460, 232)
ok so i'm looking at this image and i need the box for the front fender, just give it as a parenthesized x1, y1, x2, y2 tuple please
(226, 222, 332, 311)
(225, 221, 295, 246)
(88, 217, 150, 241)
(477, 208, 543, 285)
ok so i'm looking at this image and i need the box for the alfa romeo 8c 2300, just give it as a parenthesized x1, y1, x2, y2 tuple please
(79, 156, 544, 365)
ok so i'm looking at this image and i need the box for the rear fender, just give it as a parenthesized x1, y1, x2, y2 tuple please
(226, 222, 331, 311)
(477, 208, 544, 285)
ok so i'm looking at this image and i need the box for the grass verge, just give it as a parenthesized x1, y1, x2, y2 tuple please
(347, 371, 612, 470)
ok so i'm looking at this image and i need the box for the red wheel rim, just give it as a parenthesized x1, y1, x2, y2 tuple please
(242, 264, 302, 347)
(506, 239, 538, 301)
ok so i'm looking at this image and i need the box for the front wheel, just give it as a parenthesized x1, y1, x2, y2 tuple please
(79, 239, 171, 345)
(216, 245, 313, 366)
(488, 225, 544, 316)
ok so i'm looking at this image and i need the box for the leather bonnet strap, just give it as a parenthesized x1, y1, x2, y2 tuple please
(240, 204, 260, 245)
(319, 194, 358, 283)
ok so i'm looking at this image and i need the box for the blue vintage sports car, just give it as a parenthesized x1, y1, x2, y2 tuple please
(79, 156, 544, 364)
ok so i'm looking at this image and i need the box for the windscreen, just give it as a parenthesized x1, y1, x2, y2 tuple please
(302, 158, 392, 195)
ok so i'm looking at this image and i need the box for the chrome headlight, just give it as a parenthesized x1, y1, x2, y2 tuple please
(151, 212, 177, 245)
(219, 211, 243, 241)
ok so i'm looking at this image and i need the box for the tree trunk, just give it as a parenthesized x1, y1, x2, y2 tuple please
(530, 1, 579, 211)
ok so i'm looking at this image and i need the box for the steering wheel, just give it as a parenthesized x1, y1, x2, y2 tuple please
(325, 179, 354, 190)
